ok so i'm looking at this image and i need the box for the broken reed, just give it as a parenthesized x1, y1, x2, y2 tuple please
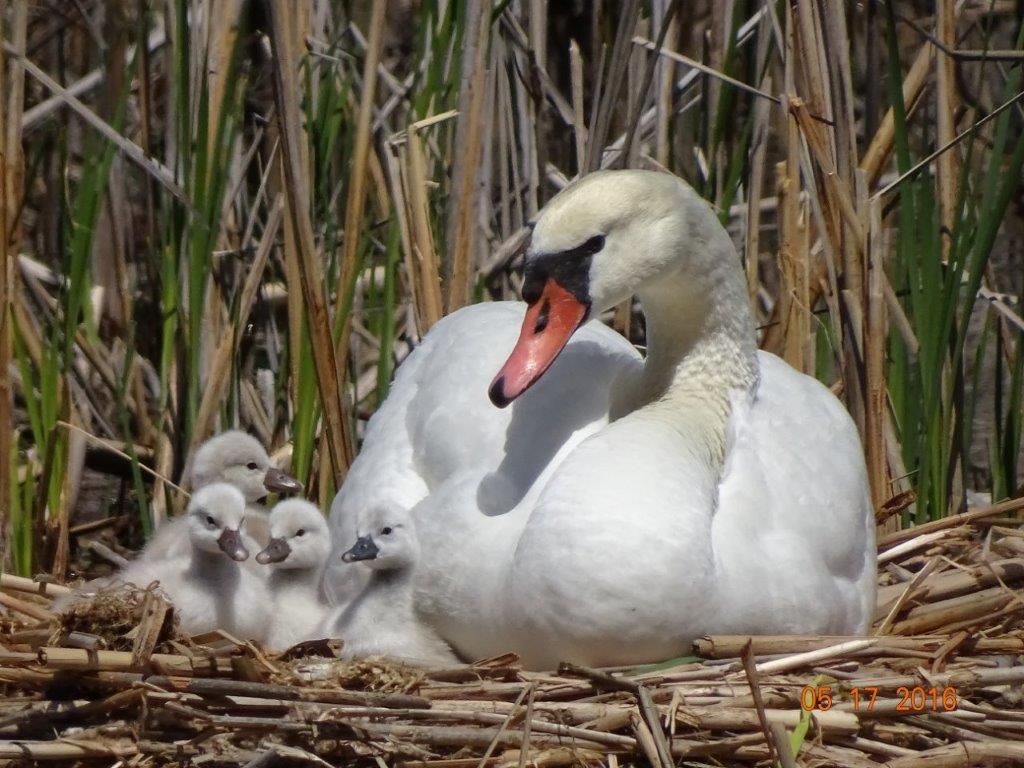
(2, 1, 1024, 578)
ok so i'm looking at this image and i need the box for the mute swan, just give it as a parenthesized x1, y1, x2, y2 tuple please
(255, 500, 332, 650)
(325, 503, 459, 666)
(329, 169, 876, 669)
(113, 483, 269, 640)
(325, 306, 639, 605)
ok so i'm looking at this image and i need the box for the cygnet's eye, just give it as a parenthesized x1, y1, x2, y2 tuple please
(380, 526, 393, 536)
(295, 529, 306, 537)
(205, 515, 217, 527)
(246, 462, 259, 471)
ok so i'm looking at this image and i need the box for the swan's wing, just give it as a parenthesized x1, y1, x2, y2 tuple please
(326, 302, 640, 605)
(712, 351, 876, 633)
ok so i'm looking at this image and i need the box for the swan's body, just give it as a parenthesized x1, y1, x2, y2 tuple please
(325, 504, 459, 666)
(324, 304, 639, 604)
(115, 484, 269, 640)
(256, 500, 331, 651)
(327, 169, 876, 669)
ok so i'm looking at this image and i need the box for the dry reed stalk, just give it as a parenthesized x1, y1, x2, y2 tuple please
(445, 0, 492, 313)
(129, 590, 171, 669)
(195, 0, 246, 410)
(585, 0, 640, 171)
(693, 634, 978, 658)
(654, 10, 678, 168)
(887, 742, 1024, 768)
(883, 557, 1024, 606)
(878, 496, 1024, 547)
(569, 40, 586, 173)
(1, 572, 71, 597)
(789, 101, 864, 252)
(0, 646, 227, 676)
(875, 557, 943, 634)
(935, 0, 958, 264)
(267, 2, 353, 483)
(0, 740, 139, 760)
(630, 709, 664, 768)
(739, 642, 777, 766)
(0, 1, 27, 574)
(401, 118, 447, 331)
(0, 589, 53, 622)
(860, 44, 933, 186)
(188, 198, 282, 452)
(88, 670, 432, 708)
(771, 0, 810, 370)
(744, 74, 770, 306)
(336, 0, 387, 363)
(865, 190, 888, 510)
(350, 721, 612, 752)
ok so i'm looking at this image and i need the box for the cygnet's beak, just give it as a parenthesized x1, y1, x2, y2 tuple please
(217, 527, 250, 562)
(256, 537, 291, 565)
(341, 535, 380, 563)
(264, 466, 303, 495)
(489, 278, 588, 408)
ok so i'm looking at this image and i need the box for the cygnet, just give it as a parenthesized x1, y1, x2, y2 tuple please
(101, 484, 269, 640)
(255, 500, 332, 651)
(324, 504, 459, 666)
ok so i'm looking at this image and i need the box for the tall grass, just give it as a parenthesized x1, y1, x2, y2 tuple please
(2, 1, 1023, 576)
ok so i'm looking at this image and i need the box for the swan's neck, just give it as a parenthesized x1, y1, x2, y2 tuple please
(616, 260, 759, 466)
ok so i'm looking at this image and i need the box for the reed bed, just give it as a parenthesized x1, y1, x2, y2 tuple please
(2, 1, 1023, 576)
(2, 0, 1024, 764)
(2, 499, 1024, 766)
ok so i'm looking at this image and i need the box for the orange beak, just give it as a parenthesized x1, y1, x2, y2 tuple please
(489, 279, 589, 407)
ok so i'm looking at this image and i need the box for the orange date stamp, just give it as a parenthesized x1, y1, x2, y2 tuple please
(800, 685, 959, 712)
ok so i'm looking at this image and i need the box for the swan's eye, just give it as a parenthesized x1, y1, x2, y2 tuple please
(246, 462, 259, 471)
(582, 234, 605, 254)
(205, 515, 217, 527)
(295, 529, 306, 537)
(380, 526, 393, 536)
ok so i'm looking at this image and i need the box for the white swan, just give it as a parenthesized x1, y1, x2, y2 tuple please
(116, 483, 269, 640)
(324, 503, 459, 666)
(255, 500, 331, 651)
(324, 306, 638, 606)
(329, 169, 876, 669)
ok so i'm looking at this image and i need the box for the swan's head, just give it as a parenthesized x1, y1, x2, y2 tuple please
(186, 483, 250, 561)
(341, 504, 417, 572)
(256, 499, 331, 570)
(490, 169, 717, 406)
(191, 430, 303, 503)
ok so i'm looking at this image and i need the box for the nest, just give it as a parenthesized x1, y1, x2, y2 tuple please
(53, 582, 179, 652)
(3, 499, 1024, 767)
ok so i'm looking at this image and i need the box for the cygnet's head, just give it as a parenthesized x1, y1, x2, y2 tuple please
(341, 504, 417, 572)
(255, 500, 331, 571)
(489, 170, 732, 407)
(191, 430, 303, 503)
(186, 483, 250, 561)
